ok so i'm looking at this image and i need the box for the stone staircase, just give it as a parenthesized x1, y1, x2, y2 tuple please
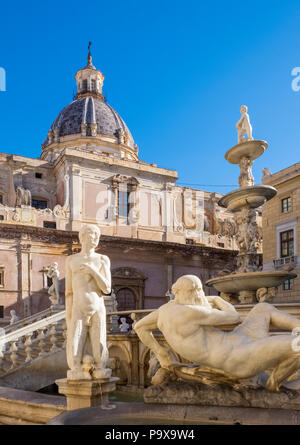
(0, 307, 152, 391)
(3, 306, 62, 335)
(0, 311, 67, 390)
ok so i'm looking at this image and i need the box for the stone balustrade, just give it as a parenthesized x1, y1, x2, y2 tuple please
(0, 308, 152, 379)
(0, 311, 66, 376)
(4, 307, 60, 335)
(107, 309, 153, 332)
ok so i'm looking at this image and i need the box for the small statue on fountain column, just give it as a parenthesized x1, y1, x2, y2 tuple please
(236, 105, 253, 144)
(47, 262, 60, 305)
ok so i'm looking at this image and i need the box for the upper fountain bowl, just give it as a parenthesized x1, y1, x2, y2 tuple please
(225, 140, 268, 164)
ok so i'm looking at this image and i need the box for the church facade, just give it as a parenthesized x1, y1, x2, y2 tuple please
(0, 49, 238, 321)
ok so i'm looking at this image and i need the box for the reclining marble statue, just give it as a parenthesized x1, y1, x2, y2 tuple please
(135, 275, 300, 391)
(65, 224, 112, 381)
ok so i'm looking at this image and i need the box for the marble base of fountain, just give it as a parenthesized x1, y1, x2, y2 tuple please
(144, 380, 300, 411)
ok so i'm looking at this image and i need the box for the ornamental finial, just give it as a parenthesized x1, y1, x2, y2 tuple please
(87, 41, 92, 65)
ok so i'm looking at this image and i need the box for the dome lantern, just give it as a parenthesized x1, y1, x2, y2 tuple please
(75, 42, 105, 100)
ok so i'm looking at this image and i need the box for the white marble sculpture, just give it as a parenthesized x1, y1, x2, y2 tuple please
(9, 310, 19, 325)
(15, 186, 32, 207)
(119, 317, 130, 333)
(135, 275, 300, 391)
(236, 105, 253, 144)
(47, 262, 60, 305)
(262, 167, 271, 178)
(65, 224, 112, 381)
(238, 157, 254, 187)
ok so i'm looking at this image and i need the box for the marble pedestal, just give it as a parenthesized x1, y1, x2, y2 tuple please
(56, 377, 118, 411)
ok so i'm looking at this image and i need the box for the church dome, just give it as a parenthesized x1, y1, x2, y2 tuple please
(42, 44, 138, 160)
(45, 96, 135, 148)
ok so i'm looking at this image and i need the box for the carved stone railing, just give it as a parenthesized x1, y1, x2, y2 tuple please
(4, 307, 61, 335)
(0, 311, 66, 376)
(107, 309, 153, 333)
(0, 308, 151, 377)
(1, 302, 299, 381)
(273, 256, 297, 270)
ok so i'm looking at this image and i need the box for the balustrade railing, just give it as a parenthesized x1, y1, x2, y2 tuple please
(0, 301, 296, 378)
(0, 311, 66, 375)
(0, 308, 153, 375)
(4, 307, 59, 334)
(273, 255, 297, 270)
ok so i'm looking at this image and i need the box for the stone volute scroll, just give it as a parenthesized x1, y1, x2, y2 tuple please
(53, 173, 70, 218)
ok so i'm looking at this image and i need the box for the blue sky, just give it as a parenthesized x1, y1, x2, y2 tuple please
(0, 0, 300, 194)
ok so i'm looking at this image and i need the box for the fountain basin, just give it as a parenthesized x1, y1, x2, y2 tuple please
(206, 271, 297, 294)
(218, 185, 277, 212)
(225, 140, 268, 164)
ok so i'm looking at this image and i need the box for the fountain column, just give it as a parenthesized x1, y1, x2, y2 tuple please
(206, 106, 296, 303)
(221, 139, 273, 274)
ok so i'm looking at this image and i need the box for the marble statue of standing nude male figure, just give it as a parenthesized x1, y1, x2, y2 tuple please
(65, 224, 112, 381)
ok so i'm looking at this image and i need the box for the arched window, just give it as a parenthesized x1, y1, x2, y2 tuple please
(82, 79, 87, 92)
(91, 79, 96, 92)
(116, 288, 136, 312)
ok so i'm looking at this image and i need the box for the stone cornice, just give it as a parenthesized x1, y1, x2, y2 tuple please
(0, 223, 238, 260)
(0, 223, 76, 244)
(0, 152, 51, 169)
(262, 162, 300, 187)
(52, 148, 178, 181)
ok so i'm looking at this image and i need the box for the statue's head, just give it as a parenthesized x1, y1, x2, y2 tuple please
(171, 275, 208, 306)
(79, 224, 101, 248)
(120, 317, 127, 323)
(240, 105, 247, 114)
(52, 262, 58, 269)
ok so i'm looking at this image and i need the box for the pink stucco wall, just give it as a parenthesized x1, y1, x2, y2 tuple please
(84, 182, 108, 221)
